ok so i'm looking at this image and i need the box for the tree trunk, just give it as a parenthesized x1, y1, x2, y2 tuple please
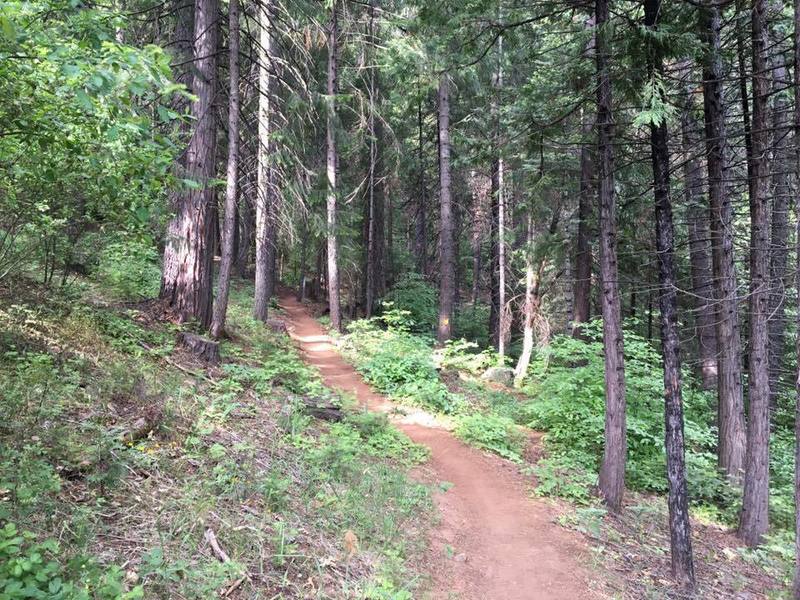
(681, 73, 718, 390)
(736, 0, 756, 204)
(595, 0, 627, 512)
(645, 0, 695, 586)
(495, 35, 508, 357)
(364, 0, 384, 317)
(159, 0, 218, 328)
(326, 2, 342, 331)
(700, 0, 747, 479)
(470, 170, 483, 305)
(514, 213, 537, 387)
(792, 0, 800, 590)
(436, 74, 455, 344)
(767, 21, 791, 406)
(210, 0, 240, 340)
(489, 158, 500, 349)
(740, 0, 771, 547)
(254, 0, 275, 321)
(415, 89, 428, 275)
(573, 110, 593, 338)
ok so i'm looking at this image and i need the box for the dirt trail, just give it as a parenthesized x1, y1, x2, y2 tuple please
(279, 293, 598, 600)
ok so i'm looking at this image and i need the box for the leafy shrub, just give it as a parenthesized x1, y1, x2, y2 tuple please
(94, 237, 161, 300)
(533, 454, 597, 503)
(519, 328, 721, 494)
(343, 320, 461, 414)
(382, 274, 437, 333)
(455, 414, 525, 462)
(438, 339, 501, 375)
(0, 523, 143, 599)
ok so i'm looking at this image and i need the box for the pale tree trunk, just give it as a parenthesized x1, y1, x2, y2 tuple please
(496, 35, 509, 357)
(436, 74, 455, 343)
(489, 158, 500, 347)
(793, 0, 800, 592)
(326, 2, 341, 331)
(210, 0, 240, 339)
(700, 0, 747, 479)
(160, 0, 218, 328)
(595, 0, 627, 511)
(254, 0, 275, 321)
(514, 211, 553, 387)
(681, 75, 717, 391)
(645, 0, 694, 586)
(767, 19, 791, 405)
(740, 0, 771, 547)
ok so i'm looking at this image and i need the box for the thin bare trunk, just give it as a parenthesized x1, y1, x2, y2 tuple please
(254, 0, 274, 321)
(595, 0, 627, 511)
(681, 74, 718, 390)
(436, 74, 454, 343)
(740, 0, 771, 547)
(573, 111, 593, 337)
(700, 0, 747, 479)
(645, 0, 695, 586)
(793, 0, 800, 591)
(210, 0, 240, 339)
(326, 2, 341, 331)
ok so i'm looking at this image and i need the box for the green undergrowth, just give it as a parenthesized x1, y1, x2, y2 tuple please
(340, 303, 794, 593)
(0, 279, 433, 599)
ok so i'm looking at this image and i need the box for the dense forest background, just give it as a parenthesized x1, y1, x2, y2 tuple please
(4, 0, 800, 596)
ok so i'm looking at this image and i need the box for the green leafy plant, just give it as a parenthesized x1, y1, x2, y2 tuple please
(455, 414, 525, 462)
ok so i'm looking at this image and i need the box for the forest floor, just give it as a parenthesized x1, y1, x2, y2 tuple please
(279, 292, 603, 600)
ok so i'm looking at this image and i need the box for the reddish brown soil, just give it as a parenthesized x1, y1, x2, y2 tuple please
(279, 293, 600, 600)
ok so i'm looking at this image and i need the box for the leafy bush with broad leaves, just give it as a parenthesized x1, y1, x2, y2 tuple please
(343, 313, 461, 413)
(0, 523, 143, 599)
(519, 321, 796, 529)
(455, 414, 525, 462)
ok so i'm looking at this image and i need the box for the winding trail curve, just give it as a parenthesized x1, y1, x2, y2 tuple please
(279, 293, 598, 600)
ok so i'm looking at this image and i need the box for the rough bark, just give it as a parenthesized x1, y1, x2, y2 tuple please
(681, 73, 717, 390)
(595, 0, 627, 512)
(573, 111, 593, 338)
(364, 0, 384, 317)
(254, 0, 275, 321)
(415, 90, 428, 275)
(514, 214, 536, 388)
(326, 2, 341, 332)
(436, 74, 455, 343)
(210, 0, 240, 340)
(159, 0, 218, 328)
(740, 0, 771, 547)
(767, 19, 791, 405)
(645, 0, 695, 586)
(700, 1, 747, 479)
(793, 0, 800, 591)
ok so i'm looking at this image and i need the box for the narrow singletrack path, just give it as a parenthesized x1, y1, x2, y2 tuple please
(279, 293, 598, 600)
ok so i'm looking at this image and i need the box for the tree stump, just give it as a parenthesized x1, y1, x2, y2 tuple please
(177, 332, 220, 365)
(266, 319, 288, 334)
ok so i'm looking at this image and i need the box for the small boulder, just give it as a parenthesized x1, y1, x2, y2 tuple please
(480, 366, 514, 387)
